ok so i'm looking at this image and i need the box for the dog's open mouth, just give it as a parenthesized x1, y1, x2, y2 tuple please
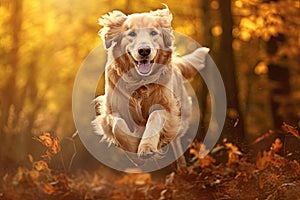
(128, 51, 156, 76)
(134, 59, 154, 75)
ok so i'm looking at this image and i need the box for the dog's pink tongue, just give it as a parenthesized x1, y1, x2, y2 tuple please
(138, 62, 151, 74)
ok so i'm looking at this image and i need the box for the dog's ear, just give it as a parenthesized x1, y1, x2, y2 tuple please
(162, 28, 174, 48)
(98, 11, 127, 49)
(150, 4, 173, 26)
(151, 4, 174, 48)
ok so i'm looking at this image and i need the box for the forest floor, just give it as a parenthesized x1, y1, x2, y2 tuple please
(1, 123, 300, 200)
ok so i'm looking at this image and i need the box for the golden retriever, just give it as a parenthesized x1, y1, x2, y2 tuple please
(92, 5, 209, 167)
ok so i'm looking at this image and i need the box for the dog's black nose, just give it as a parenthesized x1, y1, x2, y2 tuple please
(138, 46, 151, 57)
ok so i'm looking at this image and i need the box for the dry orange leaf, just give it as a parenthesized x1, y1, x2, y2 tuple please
(189, 142, 215, 168)
(28, 154, 34, 163)
(256, 138, 284, 170)
(225, 143, 242, 165)
(43, 183, 55, 195)
(33, 160, 49, 171)
(41, 150, 52, 161)
(12, 167, 27, 185)
(270, 138, 282, 153)
(116, 173, 152, 186)
(33, 132, 61, 160)
(256, 150, 272, 170)
(34, 132, 53, 148)
(189, 142, 210, 158)
(282, 122, 300, 139)
(50, 137, 61, 154)
(198, 155, 216, 168)
(251, 130, 275, 145)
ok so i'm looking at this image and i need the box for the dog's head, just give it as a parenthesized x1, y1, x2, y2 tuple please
(99, 5, 174, 76)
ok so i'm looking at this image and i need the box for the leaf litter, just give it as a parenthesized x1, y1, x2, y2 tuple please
(1, 123, 300, 199)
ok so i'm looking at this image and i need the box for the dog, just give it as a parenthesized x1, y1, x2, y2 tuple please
(92, 5, 209, 167)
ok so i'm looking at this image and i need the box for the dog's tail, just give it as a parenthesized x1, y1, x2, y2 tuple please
(173, 47, 210, 80)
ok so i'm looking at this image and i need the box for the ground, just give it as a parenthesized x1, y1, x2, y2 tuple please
(1, 124, 300, 200)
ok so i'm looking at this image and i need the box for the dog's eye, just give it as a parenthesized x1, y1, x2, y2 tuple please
(128, 31, 136, 37)
(150, 30, 158, 36)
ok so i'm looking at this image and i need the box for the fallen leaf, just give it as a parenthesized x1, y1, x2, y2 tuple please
(282, 122, 300, 139)
(189, 142, 216, 168)
(12, 167, 27, 185)
(43, 183, 55, 195)
(50, 137, 61, 155)
(134, 173, 151, 186)
(28, 154, 34, 163)
(33, 132, 61, 160)
(256, 150, 271, 170)
(251, 130, 275, 145)
(33, 132, 53, 148)
(198, 155, 216, 168)
(41, 150, 52, 161)
(270, 138, 282, 153)
(33, 160, 49, 171)
(225, 143, 242, 165)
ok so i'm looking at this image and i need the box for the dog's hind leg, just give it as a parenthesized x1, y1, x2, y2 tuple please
(171, 137, 186, 169)
(107, 115, 140, 152)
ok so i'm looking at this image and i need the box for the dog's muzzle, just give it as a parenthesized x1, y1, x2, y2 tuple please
(131, 46, 155, 76)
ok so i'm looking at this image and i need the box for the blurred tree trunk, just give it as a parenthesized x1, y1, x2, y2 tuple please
(0, 0, 24, 163)
(1, 0, 22, 132)
(218, 0, 245, 143)
(125, 0, 131, 13)
(195, 0, 211, 141)
(264, 0, 295, 128)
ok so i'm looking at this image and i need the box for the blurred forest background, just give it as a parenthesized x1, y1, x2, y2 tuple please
(0, 0, 299, 173)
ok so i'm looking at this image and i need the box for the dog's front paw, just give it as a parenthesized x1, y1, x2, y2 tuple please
(94, 95, 105, 115)
(107, 114, 123, 128)
(138, 142, 157, 159)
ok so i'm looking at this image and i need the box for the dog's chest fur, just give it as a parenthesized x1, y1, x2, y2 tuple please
(128, 83, 176, 127)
